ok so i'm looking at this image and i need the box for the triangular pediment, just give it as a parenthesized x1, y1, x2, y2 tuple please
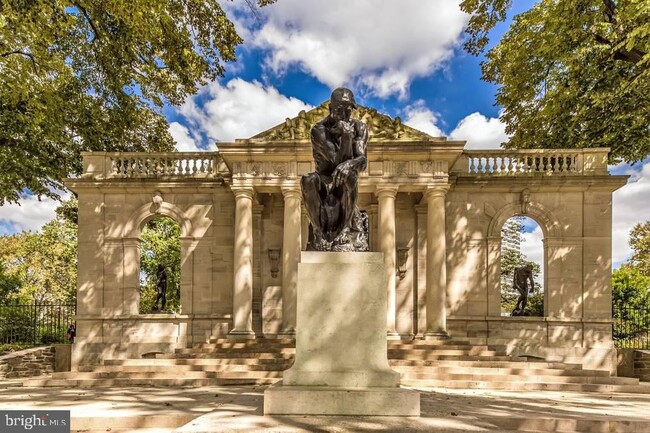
(248, 102, 440, 142)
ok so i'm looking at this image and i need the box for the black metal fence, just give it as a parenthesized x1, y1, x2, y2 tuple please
(0, 303, 76, 345)
(613, 304, 650, 349)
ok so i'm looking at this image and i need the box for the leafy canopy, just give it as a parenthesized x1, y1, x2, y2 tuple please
(461, 0, 650, 162)
(629, 221, 650, 276)
(0, 198, 78, 305)
(0, 0, 273, 204)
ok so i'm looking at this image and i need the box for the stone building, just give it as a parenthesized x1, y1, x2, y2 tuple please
(66, 102, 627, 372)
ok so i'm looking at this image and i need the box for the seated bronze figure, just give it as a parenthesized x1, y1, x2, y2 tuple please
(301, 88, 368, 252)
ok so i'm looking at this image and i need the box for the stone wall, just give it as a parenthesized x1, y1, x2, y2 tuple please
(0, 347, 55, 379)
(635, 350, 650, 381)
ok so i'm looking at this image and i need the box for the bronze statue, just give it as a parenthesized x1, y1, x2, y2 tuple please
(301, 88, 368, 252)
(152, 264, 167, 311)
(511, 264, 535, 316)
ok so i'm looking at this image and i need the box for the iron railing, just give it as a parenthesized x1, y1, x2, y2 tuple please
(0, 303, 76, 345)
(613, 304, 650, 349)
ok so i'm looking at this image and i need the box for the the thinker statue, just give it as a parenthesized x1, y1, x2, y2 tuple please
(511, 264, 535, 316)
(152, 264, 167, 312)
(301, 88, 368, 252)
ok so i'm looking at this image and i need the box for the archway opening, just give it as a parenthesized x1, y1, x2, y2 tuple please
(500, 216, 544, 316)
(139, 216, 181, 314)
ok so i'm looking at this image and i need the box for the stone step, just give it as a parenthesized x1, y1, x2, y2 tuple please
(104, 358, 292, 366)
(175, 347, 296, 354)
(402, 379, 650, 393)
(388, 343, 494, 351)
(190, 342, 296, 350)
(22, 377, 279, 387)
(387, 339, 476, 347)
(171, 352, 295, 359)
(388, 359, 583, 369)
(388, 348, 501, 356)
(208, 338, 295, 345)
(51, 370, 284, 380)
(387, 353, 522, 361)
(398, 371, 638, 385)
(79, 363, 289, 373)
(392, 365, 609, 377)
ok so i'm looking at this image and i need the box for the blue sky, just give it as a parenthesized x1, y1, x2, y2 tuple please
(1, 0, 649, 268)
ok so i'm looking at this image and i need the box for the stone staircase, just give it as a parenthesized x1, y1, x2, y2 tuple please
(22, 338, 650, 393)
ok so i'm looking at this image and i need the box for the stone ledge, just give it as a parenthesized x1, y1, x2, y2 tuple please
(264, 383, 420, 416)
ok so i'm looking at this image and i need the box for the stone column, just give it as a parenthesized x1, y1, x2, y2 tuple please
(122, 238, 141, 315)
(376, 186, 399, 337)
(425, 185, 449, 338)
(280, 186, 302, 336)
(229, 187, 256, 339)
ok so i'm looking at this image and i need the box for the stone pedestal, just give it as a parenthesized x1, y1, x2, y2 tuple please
(264, 252, 420, 416)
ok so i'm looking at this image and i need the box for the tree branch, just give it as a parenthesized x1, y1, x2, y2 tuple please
(72, 1, 101, 43)
(0, 50, 38, 72)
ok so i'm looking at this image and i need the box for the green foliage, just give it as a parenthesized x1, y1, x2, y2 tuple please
(612, 265, 650, 347)
(500, 217, 543, 316)
(612, 264, 650, 309)
(629, 221, 650, 276)
(0, 0, 274, 204)
(139, 217, 181, 313)
(0, 198, 78, 304)
(461, 0, 650, 163)
(0, 343, 33, 355)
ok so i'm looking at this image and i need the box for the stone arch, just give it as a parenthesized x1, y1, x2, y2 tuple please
(124, 201, 192, 239)
(487, 201, 560, 239)
(486, 200, 558, 318)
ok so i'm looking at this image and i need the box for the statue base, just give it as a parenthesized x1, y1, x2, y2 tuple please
(263, 252, 419, 416)
(264, 383, 420, 416)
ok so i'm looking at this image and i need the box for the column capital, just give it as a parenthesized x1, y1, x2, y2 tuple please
(231, 186, 255, 200)
(424, 184, 450, 199)
(375, 185, 399, 199)
(281, 185, 302, 200)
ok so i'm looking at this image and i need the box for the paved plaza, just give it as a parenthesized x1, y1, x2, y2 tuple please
(3, 382, 650, 432)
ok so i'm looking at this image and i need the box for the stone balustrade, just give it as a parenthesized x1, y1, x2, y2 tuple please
(453, 148, 609, 176)
(81, 152, 227, 179)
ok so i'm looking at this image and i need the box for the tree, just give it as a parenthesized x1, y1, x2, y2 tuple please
(0, 198, 78, 305)
(0, 0, 274, 204)
(612, 265, 650, 346)
(139, 217, 181, 313)
(629, 221, 650, 276)
(460, 0, 650, 162)
(500, 217, 543, 315)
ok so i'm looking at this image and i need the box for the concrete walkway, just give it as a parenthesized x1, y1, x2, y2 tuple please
(2, 382, 650, 432)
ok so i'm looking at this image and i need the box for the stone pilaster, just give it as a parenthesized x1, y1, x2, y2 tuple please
(425, 185, 450, 338)
(376, 186, 399, 337)
(229, 186, 256, 339)
(279, 185, 302, 337)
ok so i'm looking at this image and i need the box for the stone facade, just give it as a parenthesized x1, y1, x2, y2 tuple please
(66, 104, 627, 373)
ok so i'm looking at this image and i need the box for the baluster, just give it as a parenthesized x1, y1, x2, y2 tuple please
(468, 156, 476, 173)
(499, 156, 506, 174)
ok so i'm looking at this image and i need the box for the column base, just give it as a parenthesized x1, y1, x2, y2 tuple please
(264, 382, 420, 416)
(277, 328, 296, 339)
(424, 331, 450, 341)
(227, 329, 256, 340)
(387, 330, 401, 340)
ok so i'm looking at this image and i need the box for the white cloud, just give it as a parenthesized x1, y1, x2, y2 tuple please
(178, 78, 312, 142)
(449, 112, 509, 149)
(0, 191, 70, 235)
(253, 0, 468, 99)
(168, 122, 205, 152)
(612, 160, 650, 266)
(402, 101, 444, 137)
